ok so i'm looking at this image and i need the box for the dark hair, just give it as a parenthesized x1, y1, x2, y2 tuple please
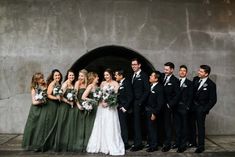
(164, 62, 175, 69)
(64, 69, 75, 85)
(152, 71, 162, 79)
(200, 65, 211, 75)
(47, 69, 63, 85)
(131, 58, 141, 64)
(179, 65, 188, 72)
(115, 69, 126, 78)
(104, 68, 113, 79)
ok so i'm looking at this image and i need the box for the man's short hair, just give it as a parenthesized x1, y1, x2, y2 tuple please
(180, 65, 188, 72)
(164, 62, 175, 69)
(115, 69, 126, 78)
(152, 71, 162, 79)
(131, 58, 141, 64)
(200, 65, 211, 75)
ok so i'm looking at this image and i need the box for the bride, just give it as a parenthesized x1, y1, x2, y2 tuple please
(86, 69, 125, 156)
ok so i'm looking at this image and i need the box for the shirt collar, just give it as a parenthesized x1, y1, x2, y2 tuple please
(135, 69, 141, 76)
(120, 78, 125, 85)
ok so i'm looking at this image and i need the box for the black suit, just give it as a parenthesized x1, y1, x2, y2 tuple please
(162, 74, 180, 147)
(117, 78, 133, 146)
(145, 83, 164, 148)
(174, 78, 193, 148)
(132, 70, 150, 146)
(191, 76, 217, 148)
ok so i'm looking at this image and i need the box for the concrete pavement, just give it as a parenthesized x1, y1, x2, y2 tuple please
(0, 134, 235, 157)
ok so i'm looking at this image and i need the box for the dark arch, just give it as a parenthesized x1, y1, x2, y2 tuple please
(70, 45, 155, 80)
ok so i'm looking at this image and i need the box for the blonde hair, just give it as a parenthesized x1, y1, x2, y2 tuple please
(30, 72, 44, 90)
(87, 72, 98, 85)
(79, 69, 88, 87)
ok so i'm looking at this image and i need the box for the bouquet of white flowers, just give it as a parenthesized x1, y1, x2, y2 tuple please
(53, 84, 63, 96)
(66, 89, 78, 108)
(93, 87, 102, 102)
(82, 99, 97, 112)
(101, 85, 117, 108)
(35, 86, 47, 103)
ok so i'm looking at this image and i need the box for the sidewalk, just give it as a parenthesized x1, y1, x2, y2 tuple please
(0, 134, 235, 156)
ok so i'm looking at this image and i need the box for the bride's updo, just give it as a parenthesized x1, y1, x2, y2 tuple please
(87, 72, 98, 85)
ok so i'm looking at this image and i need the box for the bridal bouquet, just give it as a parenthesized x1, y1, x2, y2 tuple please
(53, 84, 63, 96)
(35, 86, 47, 103)
(101, 85, 117, 108)
(82, 99, 97, 112)
(66, 89, 78, 108)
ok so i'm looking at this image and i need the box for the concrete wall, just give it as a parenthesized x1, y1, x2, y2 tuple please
(0, 0, 235, 134)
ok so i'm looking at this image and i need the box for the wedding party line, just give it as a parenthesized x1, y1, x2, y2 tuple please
(22, 58, 217, 155)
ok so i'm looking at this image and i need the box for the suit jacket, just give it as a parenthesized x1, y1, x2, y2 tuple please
(163, 74, 180, 108)
(177, 78, 193, 110)
(145, 83, 164, 115)
(132, 71, 150, 105)
(117, 78, 133, 110)
(192, 76, 217, 114)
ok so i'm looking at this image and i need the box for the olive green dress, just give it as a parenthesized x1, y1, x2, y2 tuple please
(83, 92, 98, 149)
(40, 99, 59, 151)
(22, 102, 46, 150)
(53, 89, 74, 152)
(67, 88, 86, 152)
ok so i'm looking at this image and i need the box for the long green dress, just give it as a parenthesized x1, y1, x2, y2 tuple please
(40, 98, 59, 151)
(22, 89, 47, 151)
(67, 88, 86, 152)
(53, 89, 74, 152)
(83, 92, 98, 149)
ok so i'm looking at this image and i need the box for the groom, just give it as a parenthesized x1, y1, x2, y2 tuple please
(130, 58, 150, 151)
(115, 69, 133, 150)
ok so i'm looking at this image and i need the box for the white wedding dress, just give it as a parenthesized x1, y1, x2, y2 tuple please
(86, 85, 125, 156)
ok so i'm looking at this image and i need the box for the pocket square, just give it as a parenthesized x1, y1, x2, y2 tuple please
(203, 88, 207, 90)
(138, 78, 142, 80)
(120, 86, 124, 89)
(167, 83, 172, 85)
(151, 91, 155, 93)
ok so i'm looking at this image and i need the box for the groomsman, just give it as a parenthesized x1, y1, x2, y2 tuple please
(115, 69, 133, 150)
(174, 65, 193, 153)
(192, 65, 217, 153)
(161, 62, 180, 152)
(130, 58, 150, 151)
(145, 71, 164, 152)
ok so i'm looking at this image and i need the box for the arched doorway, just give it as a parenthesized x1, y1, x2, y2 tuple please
(70, 45, 155, 80)
(70, 45, 158, 141)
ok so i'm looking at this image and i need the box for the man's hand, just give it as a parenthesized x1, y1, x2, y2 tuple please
(120, 107, 127, 113)
(151, 114, 156, 121)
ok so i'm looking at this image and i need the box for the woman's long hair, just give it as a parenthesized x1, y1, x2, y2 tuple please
(64, 69, 75, 85)
(46, 69, 63, 85)
(87, 72, 98, 85)
(79, 69, 88, 87)
(30, 72, 44, 90)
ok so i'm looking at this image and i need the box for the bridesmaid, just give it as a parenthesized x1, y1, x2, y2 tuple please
(22, 72, 47, 151)
(41, 69, 63, 151)
(54, 69, 76, 151)
(68, 69, 88, 152)
(82, 72, 99, 149)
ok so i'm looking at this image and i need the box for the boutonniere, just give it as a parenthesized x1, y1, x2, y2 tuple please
(182, 83, 188, 88)
(203, 83, 208, 87)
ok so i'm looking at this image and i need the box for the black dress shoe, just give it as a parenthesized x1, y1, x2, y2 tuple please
(187, 143, 196, 148)
(171, 144, 178, 149)
(177, 147, 187, 153)
(145, 144, 150, 148)
(146, 147, 158, 152)
(130, 145, 143, 151)
(195, 147, 205, 153)
(161, 146, 171, 152)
